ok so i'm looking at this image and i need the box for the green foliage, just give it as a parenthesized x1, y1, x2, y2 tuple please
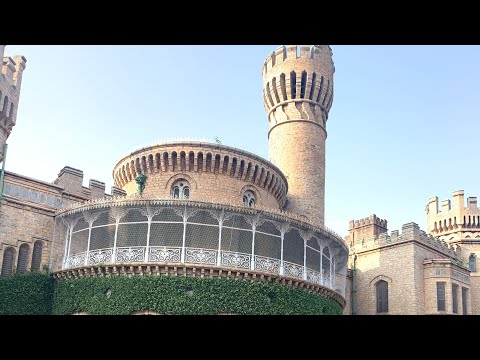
(135, 174, 147, 195)
(0, 273, 343, 315)
(0, 272, 54, 315)
(52, 276, 342, 315)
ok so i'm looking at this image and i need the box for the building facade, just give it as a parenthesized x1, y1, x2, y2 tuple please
(0, 45, 349, 314)
(346, 191, 478, 315)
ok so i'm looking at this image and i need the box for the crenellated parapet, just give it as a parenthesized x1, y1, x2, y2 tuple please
(426, 190, 480, 241)
(349, 222, 461, 259)
(53, 166, 124, 200)
(262, 45, 334, 134)
(349, 214, 388, 230)
(0, 45, 27, 161)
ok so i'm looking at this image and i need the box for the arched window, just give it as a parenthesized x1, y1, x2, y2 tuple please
(172, 179, 190, 199)
(469, 254, 476, 272)
(243, 190, 255, 208)
(17, 244, 29, 274)
(376, 280, 389, 313)
(31, 241, 43, 272)
(1, 247, 15, 278)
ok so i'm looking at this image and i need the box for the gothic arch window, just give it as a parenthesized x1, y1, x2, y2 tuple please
(31, 241, 43, 272)
(243, 190, 255, 208)
(17, 244, 30, 274)
(469, 254, 476, 272)
(376, 280, 389, 313)
(172, 179, 190, 199)
(1, 247, 15, 278)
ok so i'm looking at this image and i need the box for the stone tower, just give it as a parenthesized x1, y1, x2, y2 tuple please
(0, 45, 27, 162)
(426, 190, 480, 243)
(262, 45, 334, 226)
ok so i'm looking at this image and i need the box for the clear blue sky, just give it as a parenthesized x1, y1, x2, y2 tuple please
(4, 45, 480, 236)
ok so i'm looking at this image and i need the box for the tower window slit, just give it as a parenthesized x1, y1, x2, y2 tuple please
(290, 71, 296, 99)
(280, 73, 287, 101)
(316, 76, 324, 103)
(309, 73, 317, 100)
(300, 71, 307, 98)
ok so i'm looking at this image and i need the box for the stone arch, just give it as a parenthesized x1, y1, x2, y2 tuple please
(222, 155, 229, 174)
(369, 275, 393, 287)
(1, 246, 16, 278)
(148, 154, 154, 174)
(16, 243, 30, 275)
(188, 152, 195, 172)
(154, 153, 161, 172)
(31, 240, 44, 272)
(165, 173, 198, 190)
(239, 184, 262, 203)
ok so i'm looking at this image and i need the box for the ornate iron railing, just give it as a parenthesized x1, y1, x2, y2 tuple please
(63, 246, 339, 290)
(58, 201, 348, 296)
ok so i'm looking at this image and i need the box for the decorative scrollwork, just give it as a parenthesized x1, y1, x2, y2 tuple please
(274, 221, 290, 235)
(88, 249, 113, 265)
(307, 269, 321, 284)
(254, 256, 280, 274)
(185, 248, 217, 265)
(66, 252, 86, 268)
(149, 247, 181, 262)
(245, 213, 265, 229)
(284, 262, 304, 279)
(83, 211, 102, 226)
(139, 206, 162, 219)
(115, 247, 145, 263)
(221, 251, 250, 269)
(110, 207, 130, 222)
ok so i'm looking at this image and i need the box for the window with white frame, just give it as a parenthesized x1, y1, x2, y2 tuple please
(243, 190, 256, 208)
(171, 179, 190, 199)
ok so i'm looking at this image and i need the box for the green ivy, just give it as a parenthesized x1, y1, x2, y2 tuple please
(0, 272, 54, 315)
(0, 273, 343, 315)
(52, 276, 342, 315)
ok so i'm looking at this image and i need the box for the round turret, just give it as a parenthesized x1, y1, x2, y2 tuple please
(262, 45, 335, 226)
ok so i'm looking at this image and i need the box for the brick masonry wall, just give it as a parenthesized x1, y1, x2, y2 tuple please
(269, 121, 326, 226)
(113, 143, 287, 210)
(0, 199, 53, 273)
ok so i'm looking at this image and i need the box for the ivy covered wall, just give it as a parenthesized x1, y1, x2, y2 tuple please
(0, 273, 343, 315)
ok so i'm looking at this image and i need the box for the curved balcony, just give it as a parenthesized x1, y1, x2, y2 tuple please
(55, 197, 348, 297)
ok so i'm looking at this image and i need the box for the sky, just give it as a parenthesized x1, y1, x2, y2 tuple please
(3, 45, 480, 236)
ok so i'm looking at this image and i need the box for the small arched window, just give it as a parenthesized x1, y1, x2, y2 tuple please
(1, 247, 15, 278)
(469, 254, 476, 272)
(243, 190, 256, 208)
(376, 280, 389, 313)
(17, 244, 29, 274)
(172, 179, 190, 199)
(31, 241, 43, 272)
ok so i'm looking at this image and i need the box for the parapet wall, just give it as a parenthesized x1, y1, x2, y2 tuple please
(349, 222, 460, 259)
(54, 166, 125, 200)
(349, 214, 388, 230)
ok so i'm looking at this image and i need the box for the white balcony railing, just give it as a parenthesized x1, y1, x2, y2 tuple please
(63, 246, 337, 289)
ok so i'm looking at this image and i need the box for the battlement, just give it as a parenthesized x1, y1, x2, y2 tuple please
(262, 45, 335, 130)
(54, 166, 120, 200)
(350, 222, 461, 259)
(426, 190, 480, 237)
(349, 214, 388, 230)
(262, 45, 334, 78)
